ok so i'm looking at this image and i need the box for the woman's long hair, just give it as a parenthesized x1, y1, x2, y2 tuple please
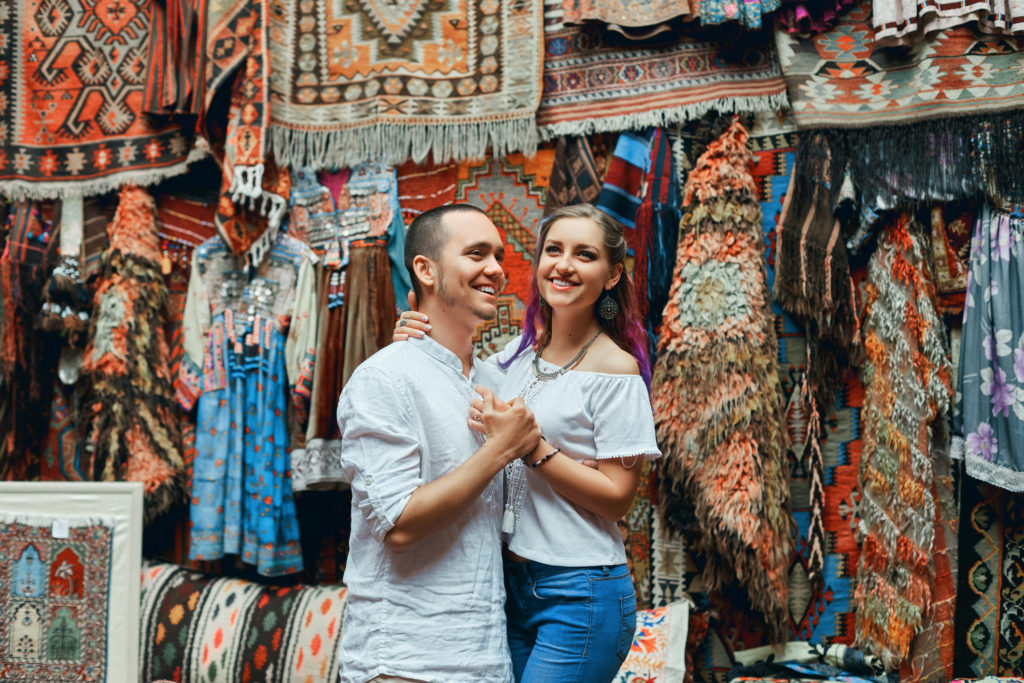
(500, 204, 651, 389)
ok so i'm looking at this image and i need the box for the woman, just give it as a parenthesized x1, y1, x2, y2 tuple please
(395, 204, 660, 682)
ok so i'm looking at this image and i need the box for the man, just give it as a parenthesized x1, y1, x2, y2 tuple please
(336, 204, 541, 683)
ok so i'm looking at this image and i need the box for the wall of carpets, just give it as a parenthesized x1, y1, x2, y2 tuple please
(1, 0, 1023, 680)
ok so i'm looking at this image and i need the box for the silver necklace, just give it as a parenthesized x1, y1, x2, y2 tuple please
(530, 329, 603, 380)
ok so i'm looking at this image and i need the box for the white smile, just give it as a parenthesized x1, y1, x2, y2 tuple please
(550, 278, 578, 289)
(475, 285, 496, 295)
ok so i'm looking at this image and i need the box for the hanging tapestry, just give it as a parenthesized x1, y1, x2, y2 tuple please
(80, 187, 186, 522)
(855, 215, 952, 670)
(697, 0, 778, 29)
(451, 151, 556, 359)
(873, 0, 1024, 46)
(267, 0, 542, 169)
(562, 0, 693, 29)
(953, 476, 1024, 677)
(139, 561, 348, 682)
(651, 118, 793, 641)
(955, 206, 1024, 491)
(612, 600, 691, 683)
(536, 0, 788, 139)
(396, 161, 458, 226)
(0, 515, 113, 682)
(621, 461, 657, 610)
(0, 0, 198, 199)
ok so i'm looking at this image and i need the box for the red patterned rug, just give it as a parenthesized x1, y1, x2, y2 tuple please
(0, 0, 198, 199)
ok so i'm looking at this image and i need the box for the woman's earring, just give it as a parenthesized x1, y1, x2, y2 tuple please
(598, 291, 619, 320)
(539, 296, 549, 308)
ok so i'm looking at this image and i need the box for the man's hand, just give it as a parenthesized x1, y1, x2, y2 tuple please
(470, 387, 541, 464)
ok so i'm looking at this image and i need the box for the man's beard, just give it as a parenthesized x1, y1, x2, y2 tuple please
(436, 270, 498, 322)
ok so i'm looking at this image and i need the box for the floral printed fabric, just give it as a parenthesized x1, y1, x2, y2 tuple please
(955, 205, 1024, 491)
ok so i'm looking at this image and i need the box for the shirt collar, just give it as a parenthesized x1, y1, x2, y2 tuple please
(410, 334, 479, 378)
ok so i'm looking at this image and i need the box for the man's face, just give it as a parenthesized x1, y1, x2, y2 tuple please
(434, 211, 506, 322)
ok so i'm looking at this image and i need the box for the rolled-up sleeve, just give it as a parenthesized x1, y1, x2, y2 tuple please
(337, 366, 423, 542)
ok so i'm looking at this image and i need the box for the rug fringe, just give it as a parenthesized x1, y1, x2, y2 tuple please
(0, 145, 207, 202)
(270, 116, 540, 169)
(538, 92, 790, 140)
(0, 511, 116, 528)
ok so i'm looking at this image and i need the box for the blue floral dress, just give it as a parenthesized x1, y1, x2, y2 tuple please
(955, 205, 1024, 491)
(177, 233, 319, 575)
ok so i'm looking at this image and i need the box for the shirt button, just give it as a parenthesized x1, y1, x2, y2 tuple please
(365, 475, 374, 485)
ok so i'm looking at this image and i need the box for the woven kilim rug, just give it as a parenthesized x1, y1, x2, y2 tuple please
(537, 0, 788, 139)
(0, 514, 113, 682)
(776, 0, 1024, 129)
(954, 477, 1024, 677)
(267, 0, 542, 168)
(0, 0, 198, 199)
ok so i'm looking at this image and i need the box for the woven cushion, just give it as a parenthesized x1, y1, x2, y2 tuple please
(139, 561, 346, 683)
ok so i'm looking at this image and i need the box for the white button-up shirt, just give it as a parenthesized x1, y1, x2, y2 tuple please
(336, 335, 511, 683)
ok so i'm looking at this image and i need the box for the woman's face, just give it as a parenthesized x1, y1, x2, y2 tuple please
(536, 217, 621, 312)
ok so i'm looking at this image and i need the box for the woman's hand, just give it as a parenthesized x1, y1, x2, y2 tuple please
(393, 290, 431, 341)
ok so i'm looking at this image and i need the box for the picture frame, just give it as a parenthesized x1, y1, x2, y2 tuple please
(0, 481, 144, 682)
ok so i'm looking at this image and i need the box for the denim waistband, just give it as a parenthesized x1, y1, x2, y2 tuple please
(503, 559, 628, 580)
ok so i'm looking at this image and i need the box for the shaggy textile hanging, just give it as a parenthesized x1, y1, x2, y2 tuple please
(80, 187, 185, 524)
(0, 0, 198, 199)
(873, 0, 1024, 46)
(776, 0, 1024, 208)
(855, 214, 952, 670)
(651, 118, 793, 640)
(954, 206, 1024, 491)
(267, 0, 542, 168)
(537, 0, 788, 139)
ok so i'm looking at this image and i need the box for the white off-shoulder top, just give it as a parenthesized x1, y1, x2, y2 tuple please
(489, 335, 661, 567)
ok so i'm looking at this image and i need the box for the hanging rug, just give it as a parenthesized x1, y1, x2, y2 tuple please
(537, 0, 788, 139)
(0, 0, 199, 199)
(268, 0, 543, 168)
(776, 0, 1024, 129)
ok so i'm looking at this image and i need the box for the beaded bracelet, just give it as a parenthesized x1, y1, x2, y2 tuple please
(528, 447, 560, 469)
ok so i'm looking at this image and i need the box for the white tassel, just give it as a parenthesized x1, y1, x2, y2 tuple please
(501, 505, 515, 535)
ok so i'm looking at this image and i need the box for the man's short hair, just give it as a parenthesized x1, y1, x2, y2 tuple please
(405, 204, 488, 299)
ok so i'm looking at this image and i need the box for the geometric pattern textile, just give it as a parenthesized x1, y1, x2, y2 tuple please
(776, 0, 1024, 129)
(139, 561, 348, 683)
(537, 1, 788, 139)
(0, 515, 113, 682)
(0, 0, 198, 199)
(267, 0, 543, 168)
(953, 477, 1024, 678)
(563, 0, 692, 27)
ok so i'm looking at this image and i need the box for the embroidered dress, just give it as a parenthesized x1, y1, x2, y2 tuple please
(955, 206, 1024, 491)
(177, 233, 318, 576)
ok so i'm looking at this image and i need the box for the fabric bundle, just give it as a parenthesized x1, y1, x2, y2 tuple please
(651, 118, 793, 640)
(79, 187, 186, 523)
(545, 136, 605, 215)
(855, 214, 952, 669)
